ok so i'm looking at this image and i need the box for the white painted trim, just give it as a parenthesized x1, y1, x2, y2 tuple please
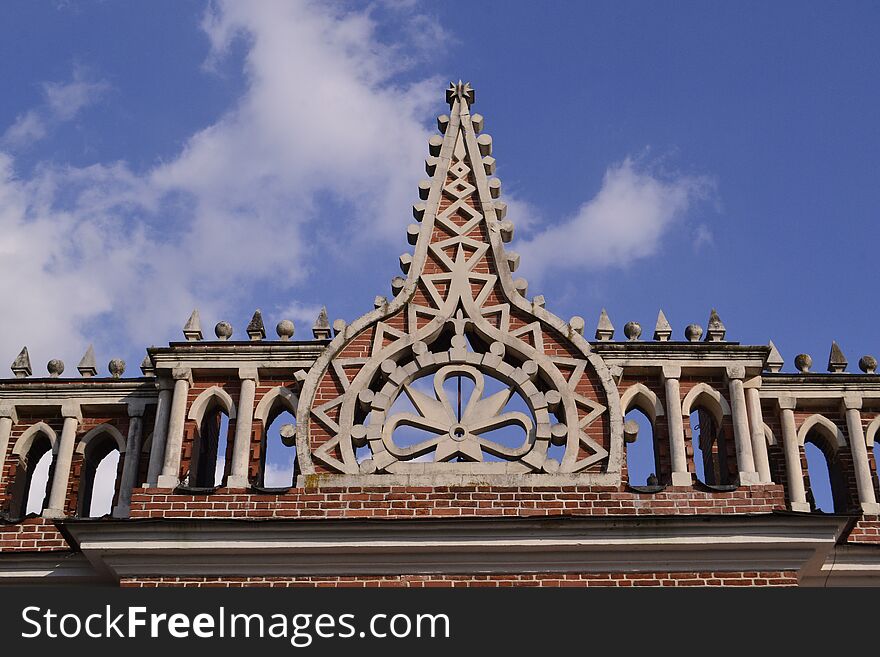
(865, 416, 880, 448)
(681, 383, 731, 423)
(254, 387, 298, 425)
(187, 385, 236, 424)
(763, 422, 778, 447)
(796, 414, 847, 448)
(11, 422, 58, 459)
(620, 383, 665, 423)
(75, 423, 127, 455)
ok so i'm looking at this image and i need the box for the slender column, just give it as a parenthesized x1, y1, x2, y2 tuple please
(228, 367, 258, 489)
(662, 365, 691, 486)
(842, 395, 880, 514)
(157, 368, 192, 489)
(745, 382, 772, 483)
(146, 378, 173, 486)
(44, 402, 82, 518)
(112, 402, 146, 518)
(779, 396, 809, 512)
(726, 366, 759, 485)
(0, 403, 17, 486)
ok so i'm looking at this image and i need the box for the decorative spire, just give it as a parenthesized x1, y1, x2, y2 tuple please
(765, 340, 784, 373)
(827, 340, 847, 373)
(653, 310, 672, 341)
(312, 307, 331, 340)
(595, 309, 614, 341)
(11, 346, 31, 378)
(705, 309, 726, 342)
(183, 309, 202, 341)
(77, 344, 98, 377)
(247, 309, 266, 341)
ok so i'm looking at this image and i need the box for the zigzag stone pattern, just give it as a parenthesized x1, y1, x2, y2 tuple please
(297, 82, 623, 483)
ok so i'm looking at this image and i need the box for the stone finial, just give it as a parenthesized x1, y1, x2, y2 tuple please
(412, 203, 426, 221)
(77, 344, 98, 377)
(477, 133, 492, 156)
(859, 355, 877, 374)
(108, 359, 126, 378)
(498, 219, 514, 242)
(183, 309, 203, 342)
(47, 359, 64, 377)
(279, 423, 296, 447)
(595, 309, 614, 341)
(705, 309, 726, 342)
(765, 340, 784, 373)
(446, 80, 475, 106)
(312, 307, 331, 340)
(471, 113, 484, 133)
(488, 177, 502, 199)
(827, 341, 847, 373)
(399, 253, 412, 273)
(428, 135, 443, 156)
(513, 278, 528, 297)
(494, 200, 508, 219)
(214, 321, 233, 340)
(425, 156, 438, 176)
(374, 296, 388, 309)
(653, 310, 672, 342)
(140, 353, 156, 377)
(276, 319, 295, 341)
(247, 310, 266, 341)
(406, 223, 420, 245)
(391, 276, 406, 295)
(794, 353, 812, 373)
(437, 114, 450, 133)
(685, 324, 703, 342)
(417, 180, 431, 200)
(623, 321, 642, 341)
(332, 318, 347, 336)
(505, 251, 520, 272)
(569, 316, 585, 336)
(11, 346, 31, 378)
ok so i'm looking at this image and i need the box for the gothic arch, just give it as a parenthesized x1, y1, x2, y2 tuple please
(187, 386, 237, 425)
(12, 422, 58, 460)
(865, 416, 880, 448)
(681, 383, 731, 424)
(255, 387, 298, 425)
(797, 414, 846, 449)
(76, 424, 126, 455)
(620, 384, 664, 423)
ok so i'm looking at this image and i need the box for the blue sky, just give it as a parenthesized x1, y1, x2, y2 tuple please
(2, 2, 879, 503)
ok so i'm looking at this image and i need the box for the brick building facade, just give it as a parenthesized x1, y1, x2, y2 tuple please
(1, 82, 878, 587)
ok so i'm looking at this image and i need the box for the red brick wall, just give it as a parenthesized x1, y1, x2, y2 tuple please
(0, 516, 69, 552)
(128, 484, 786, 519)
(120, 571, 799, 588)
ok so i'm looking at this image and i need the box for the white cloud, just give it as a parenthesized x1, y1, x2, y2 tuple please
(518, 158, 713, 277)
(2, 66, 108, 148)
(0, 0, 439, 371)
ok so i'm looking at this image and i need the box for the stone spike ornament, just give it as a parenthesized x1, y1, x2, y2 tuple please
(294, 82, 621, 482)
(183, 309, 203, 342)
(765, 340, 784, 373)
(11, 346, 31, 378)
(827, 340, 848, 373)
(247, 310, 266, 341)
(653, 310, 672, 342)
(312, 307, 331, 340)
(77, 344, 98, 377)
(595, 309, 614, 341)
(705, 308, 726, 342)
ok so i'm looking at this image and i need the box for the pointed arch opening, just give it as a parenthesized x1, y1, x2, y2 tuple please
(187, 387, 236, 488)
(798, 415, 848, 513)
(255, 387, 299, 488)
(621, 384, 665, 487)
(8, 423, 57, 517)
(683, 385, 733, 486)
(75, 424, 125, 517)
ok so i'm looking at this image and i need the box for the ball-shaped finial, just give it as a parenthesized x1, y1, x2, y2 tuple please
(47, 359, 64, 377)
(214, 321, 233, 340)
(858, 355, 877, 374)
(279, 423, 296, 447)
(276, 319, 295, 340)
(108, 359, 126, 378)
(623, 321, 642, 341)
(685, 324, 703, 342)
(794, 353, 812, 373)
